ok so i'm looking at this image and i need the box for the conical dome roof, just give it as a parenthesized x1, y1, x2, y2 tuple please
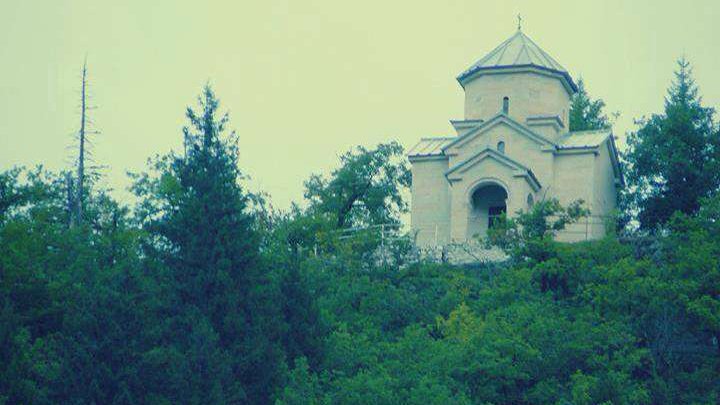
(457, 30, 577, 92)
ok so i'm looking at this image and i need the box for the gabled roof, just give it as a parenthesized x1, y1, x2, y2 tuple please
(407, 126, 624, 187)
(450, 119, 484, 135)
(555, 128, 625, 187)
(526, 115, 565, 129)
(407, 137, 454, 158)
(457, 30, 577, 92)
(607, 132, 625, 187)
(442, 113, 555, 153)
(409, 126, 616, 157)
(445, 147, 541, 191)
(557, 128, 611, 149)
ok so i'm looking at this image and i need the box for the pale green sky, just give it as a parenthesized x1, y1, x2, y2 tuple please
(1, 0, 719, 209)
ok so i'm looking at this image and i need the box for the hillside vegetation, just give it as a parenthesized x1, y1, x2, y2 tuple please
(1, 60, 719, 404)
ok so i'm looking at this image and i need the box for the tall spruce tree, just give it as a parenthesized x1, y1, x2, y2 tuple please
(624, 58, 720, 230)
(132, 85, 284, 404)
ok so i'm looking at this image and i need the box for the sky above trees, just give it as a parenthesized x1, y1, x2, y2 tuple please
(1, 0, 719, 209)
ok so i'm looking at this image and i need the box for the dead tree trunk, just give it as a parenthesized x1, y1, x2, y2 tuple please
(72, 60, 88, 227)
(65, 172, 75, 228)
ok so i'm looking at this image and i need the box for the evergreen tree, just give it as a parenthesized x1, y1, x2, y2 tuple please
(569, 78, 611, 131)
(132, 85, 284, 404)
(624, 58, 720, 230)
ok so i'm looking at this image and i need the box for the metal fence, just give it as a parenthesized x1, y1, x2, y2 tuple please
(411, 214, 615, 244)
(335, 223, 407, 247)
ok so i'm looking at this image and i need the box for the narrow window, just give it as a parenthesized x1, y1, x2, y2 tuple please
(497, 141, 505, 154)
(502, 96, 509, 114)
(527, 194, 534, 208)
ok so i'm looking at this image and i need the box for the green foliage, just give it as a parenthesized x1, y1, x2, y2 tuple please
(304, 142, 411, 228)
(0, 165, 149, 404)
(624, 58, 720, 230)
(4, 165, 719, 405)
(3, 71, 720, 404)
(0, 167, 26, 223)
(130, 84, 286, 403)
(275, 357, 324, 405)
(487, 198, 588, 262)
(569, 78, 612, 131)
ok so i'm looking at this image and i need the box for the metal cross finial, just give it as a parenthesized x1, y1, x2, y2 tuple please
(517, 14, 522, 31)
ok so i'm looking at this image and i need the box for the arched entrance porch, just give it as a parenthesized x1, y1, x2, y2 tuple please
(466, 182, 507, 239)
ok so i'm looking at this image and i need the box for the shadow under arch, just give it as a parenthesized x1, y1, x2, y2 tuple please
(466, 179, 508, 239)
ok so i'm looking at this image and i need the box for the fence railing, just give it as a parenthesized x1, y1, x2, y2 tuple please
(412, 214, 614, 243)
(335, 223, 407, 247)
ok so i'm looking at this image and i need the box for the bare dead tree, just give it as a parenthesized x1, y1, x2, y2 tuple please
(70, 57, 99, 227)
(73, 60, 88, 226)
(65, 172, 75, 228)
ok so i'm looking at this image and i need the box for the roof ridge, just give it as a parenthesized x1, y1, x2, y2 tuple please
(494, 37, 511, 65)
(442, 113, 556, 152)
(447, 147, 528, 173)
(520, 32, 564, 70)
(567, 128, 611, 134)
(513, 42, 529, 65)
(531, 38, 556, 69)
(445, 147, 542, 191)
(471, 33, 516, 69)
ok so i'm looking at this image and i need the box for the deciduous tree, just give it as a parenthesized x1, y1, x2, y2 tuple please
(304, 142, 411, 229)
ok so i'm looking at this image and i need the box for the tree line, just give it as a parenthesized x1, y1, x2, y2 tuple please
(1, 58, 719, 404)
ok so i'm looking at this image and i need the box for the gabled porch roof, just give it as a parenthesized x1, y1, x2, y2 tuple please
(445, 147, 541, 192)
(442, 113, 556, 153)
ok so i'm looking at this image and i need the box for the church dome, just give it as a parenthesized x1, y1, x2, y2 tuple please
(457, 30, 577, 93)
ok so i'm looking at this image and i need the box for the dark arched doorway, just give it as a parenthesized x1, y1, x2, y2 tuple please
(467, 183, 507, 238)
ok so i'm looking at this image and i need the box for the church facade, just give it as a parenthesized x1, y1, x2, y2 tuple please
(408, 29, 623, 246)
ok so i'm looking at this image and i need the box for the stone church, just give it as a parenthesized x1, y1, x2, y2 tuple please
(408, 29, 623, 246)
